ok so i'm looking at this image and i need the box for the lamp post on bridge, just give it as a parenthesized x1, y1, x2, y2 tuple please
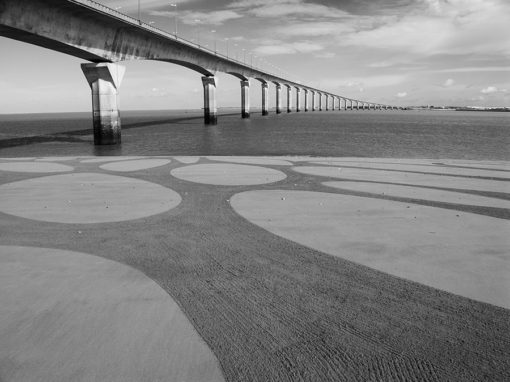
(169, 3, 177, 37)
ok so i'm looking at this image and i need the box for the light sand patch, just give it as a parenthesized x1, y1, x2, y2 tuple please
(0, 161, 73, 173)
(35, 157, 77, 162)
(324, 181, 510, 209)
(313, 161, 510, 179)
(171, 164, 286, 186)
(80, 156, 145, 163)
(100, 159, 171, 172)
(207, 156, 293, 166)
(0, 246, 224, 382)
(304, 157, 437, 164)
(173, 156, 200, 164)
(293, 166, 510, 193)
(0, 173, 181, 224)
(231, 190, 510, 308)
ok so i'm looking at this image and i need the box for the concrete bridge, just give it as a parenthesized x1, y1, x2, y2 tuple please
(0, 0, 402, 145)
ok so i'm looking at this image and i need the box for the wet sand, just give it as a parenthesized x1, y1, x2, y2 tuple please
(0, 155, 509, 381)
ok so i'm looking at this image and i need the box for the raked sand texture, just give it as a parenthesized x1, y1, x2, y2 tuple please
(0, 156, 509, 381)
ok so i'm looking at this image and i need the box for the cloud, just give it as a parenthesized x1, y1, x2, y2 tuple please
(335, 0, 510, 56)
(314, 52, 335, 59)
(481, 86, 499, 94)
(150, 10, 243, 25)
(397, 92, 408, 98)
(229, 0, 349, 18)
(443, 78, 454, 87)
(274, 22, 352, 37)
(254, 41, 324, 56)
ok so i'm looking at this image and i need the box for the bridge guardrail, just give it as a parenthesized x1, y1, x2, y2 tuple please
(71, 0, 283, 79)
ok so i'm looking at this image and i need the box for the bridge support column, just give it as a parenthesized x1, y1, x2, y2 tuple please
(241, 80, 250, 118)
(81, 63, 125, 145)
(311, 91, 316, 111)
(296, 87, 301, 112)
(261, 82, 269, 116)
(275, 84, 282, 114)
(286, 85, 292, 113)
(304, 89, 309, 111)
(318, 94, 323, 111)
(201, 76, 218, 125)
(325, 95, 329, 111)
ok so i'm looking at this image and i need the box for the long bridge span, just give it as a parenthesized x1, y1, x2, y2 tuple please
(0, 0, 402, 145)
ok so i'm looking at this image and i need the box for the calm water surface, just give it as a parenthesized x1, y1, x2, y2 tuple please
(0, 109, 508, 160)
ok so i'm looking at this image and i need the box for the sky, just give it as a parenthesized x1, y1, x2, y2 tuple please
(0, 0, 509, 113)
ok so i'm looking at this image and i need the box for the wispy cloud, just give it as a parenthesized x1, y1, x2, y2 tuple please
(149, 10, 243, 25)
(254, 41, 324, 56)
(229, 0, 349, 18)
(443, 78, 454, 87)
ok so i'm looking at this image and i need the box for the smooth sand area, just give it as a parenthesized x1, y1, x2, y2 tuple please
(231, 190, 510, 308)
(206, 156, 293, 166)
(0, 246, 224, 382)
(100, 158, 171, 172)
(324, 181, 510, 208)
(0, 161, 73, 173)
(171, 163, 287, 185)
(293, 166, 510, 193)
(0, 173, 181, 223)
(313, 160, 510, 179)
(173, 156, 200, 164)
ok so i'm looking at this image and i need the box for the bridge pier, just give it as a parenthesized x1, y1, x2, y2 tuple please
(318, 93, 323, 111)
(261, 82, 269, 116)
(275, 84, 282, 114)
(304, 89, 309, 111)
(296, 87, 301, 112)
(311, 91, 316, 111)
(286, 85, 292, 113)
(325, 95, 329, 111)
(201, 76, 218, 125)
(241, 80, 250, 118)
(81, 63, 125, 145)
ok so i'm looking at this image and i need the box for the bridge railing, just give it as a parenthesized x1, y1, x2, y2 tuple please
(71, 0, 283, 79)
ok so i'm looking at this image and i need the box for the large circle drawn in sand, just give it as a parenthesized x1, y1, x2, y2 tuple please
(171, 163, 286, 186)
(100, 159, 171, 172)
(293, 166, 510, 193)
(0, 161, 73, 173)
(0, 173, 181, 223)
(231, 190, 510, 308)
(0, 246, 224, 382)
(324, 181, 510, 209)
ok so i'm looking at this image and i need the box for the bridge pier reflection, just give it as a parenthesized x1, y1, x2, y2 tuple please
(275, 83, 282, 114)
(81, 63, 125, 145)
(240, 80, 250, 119)
(202, 76, 218, 125)
(261, 82, 269, 116)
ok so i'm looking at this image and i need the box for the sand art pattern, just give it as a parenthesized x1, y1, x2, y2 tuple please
(0, 155, 509, 381)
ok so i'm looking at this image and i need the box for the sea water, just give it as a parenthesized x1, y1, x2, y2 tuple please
(0, 109, 508, 160)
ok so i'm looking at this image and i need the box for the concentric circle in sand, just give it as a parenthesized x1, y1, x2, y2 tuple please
(231, 190, 510, 308)
(171, 164, 286, 185)
(0, 173, 181, 223)
(0, 161, 73, 173)
(324, 181, 510, 208)
(207, 156, 293, 166)
(0, 246, 224, 382)
(293, 166, 510, 193)
(100, 159, 170, 172)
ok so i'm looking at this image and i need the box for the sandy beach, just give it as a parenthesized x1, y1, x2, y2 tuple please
(1, 155, 509, 381)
